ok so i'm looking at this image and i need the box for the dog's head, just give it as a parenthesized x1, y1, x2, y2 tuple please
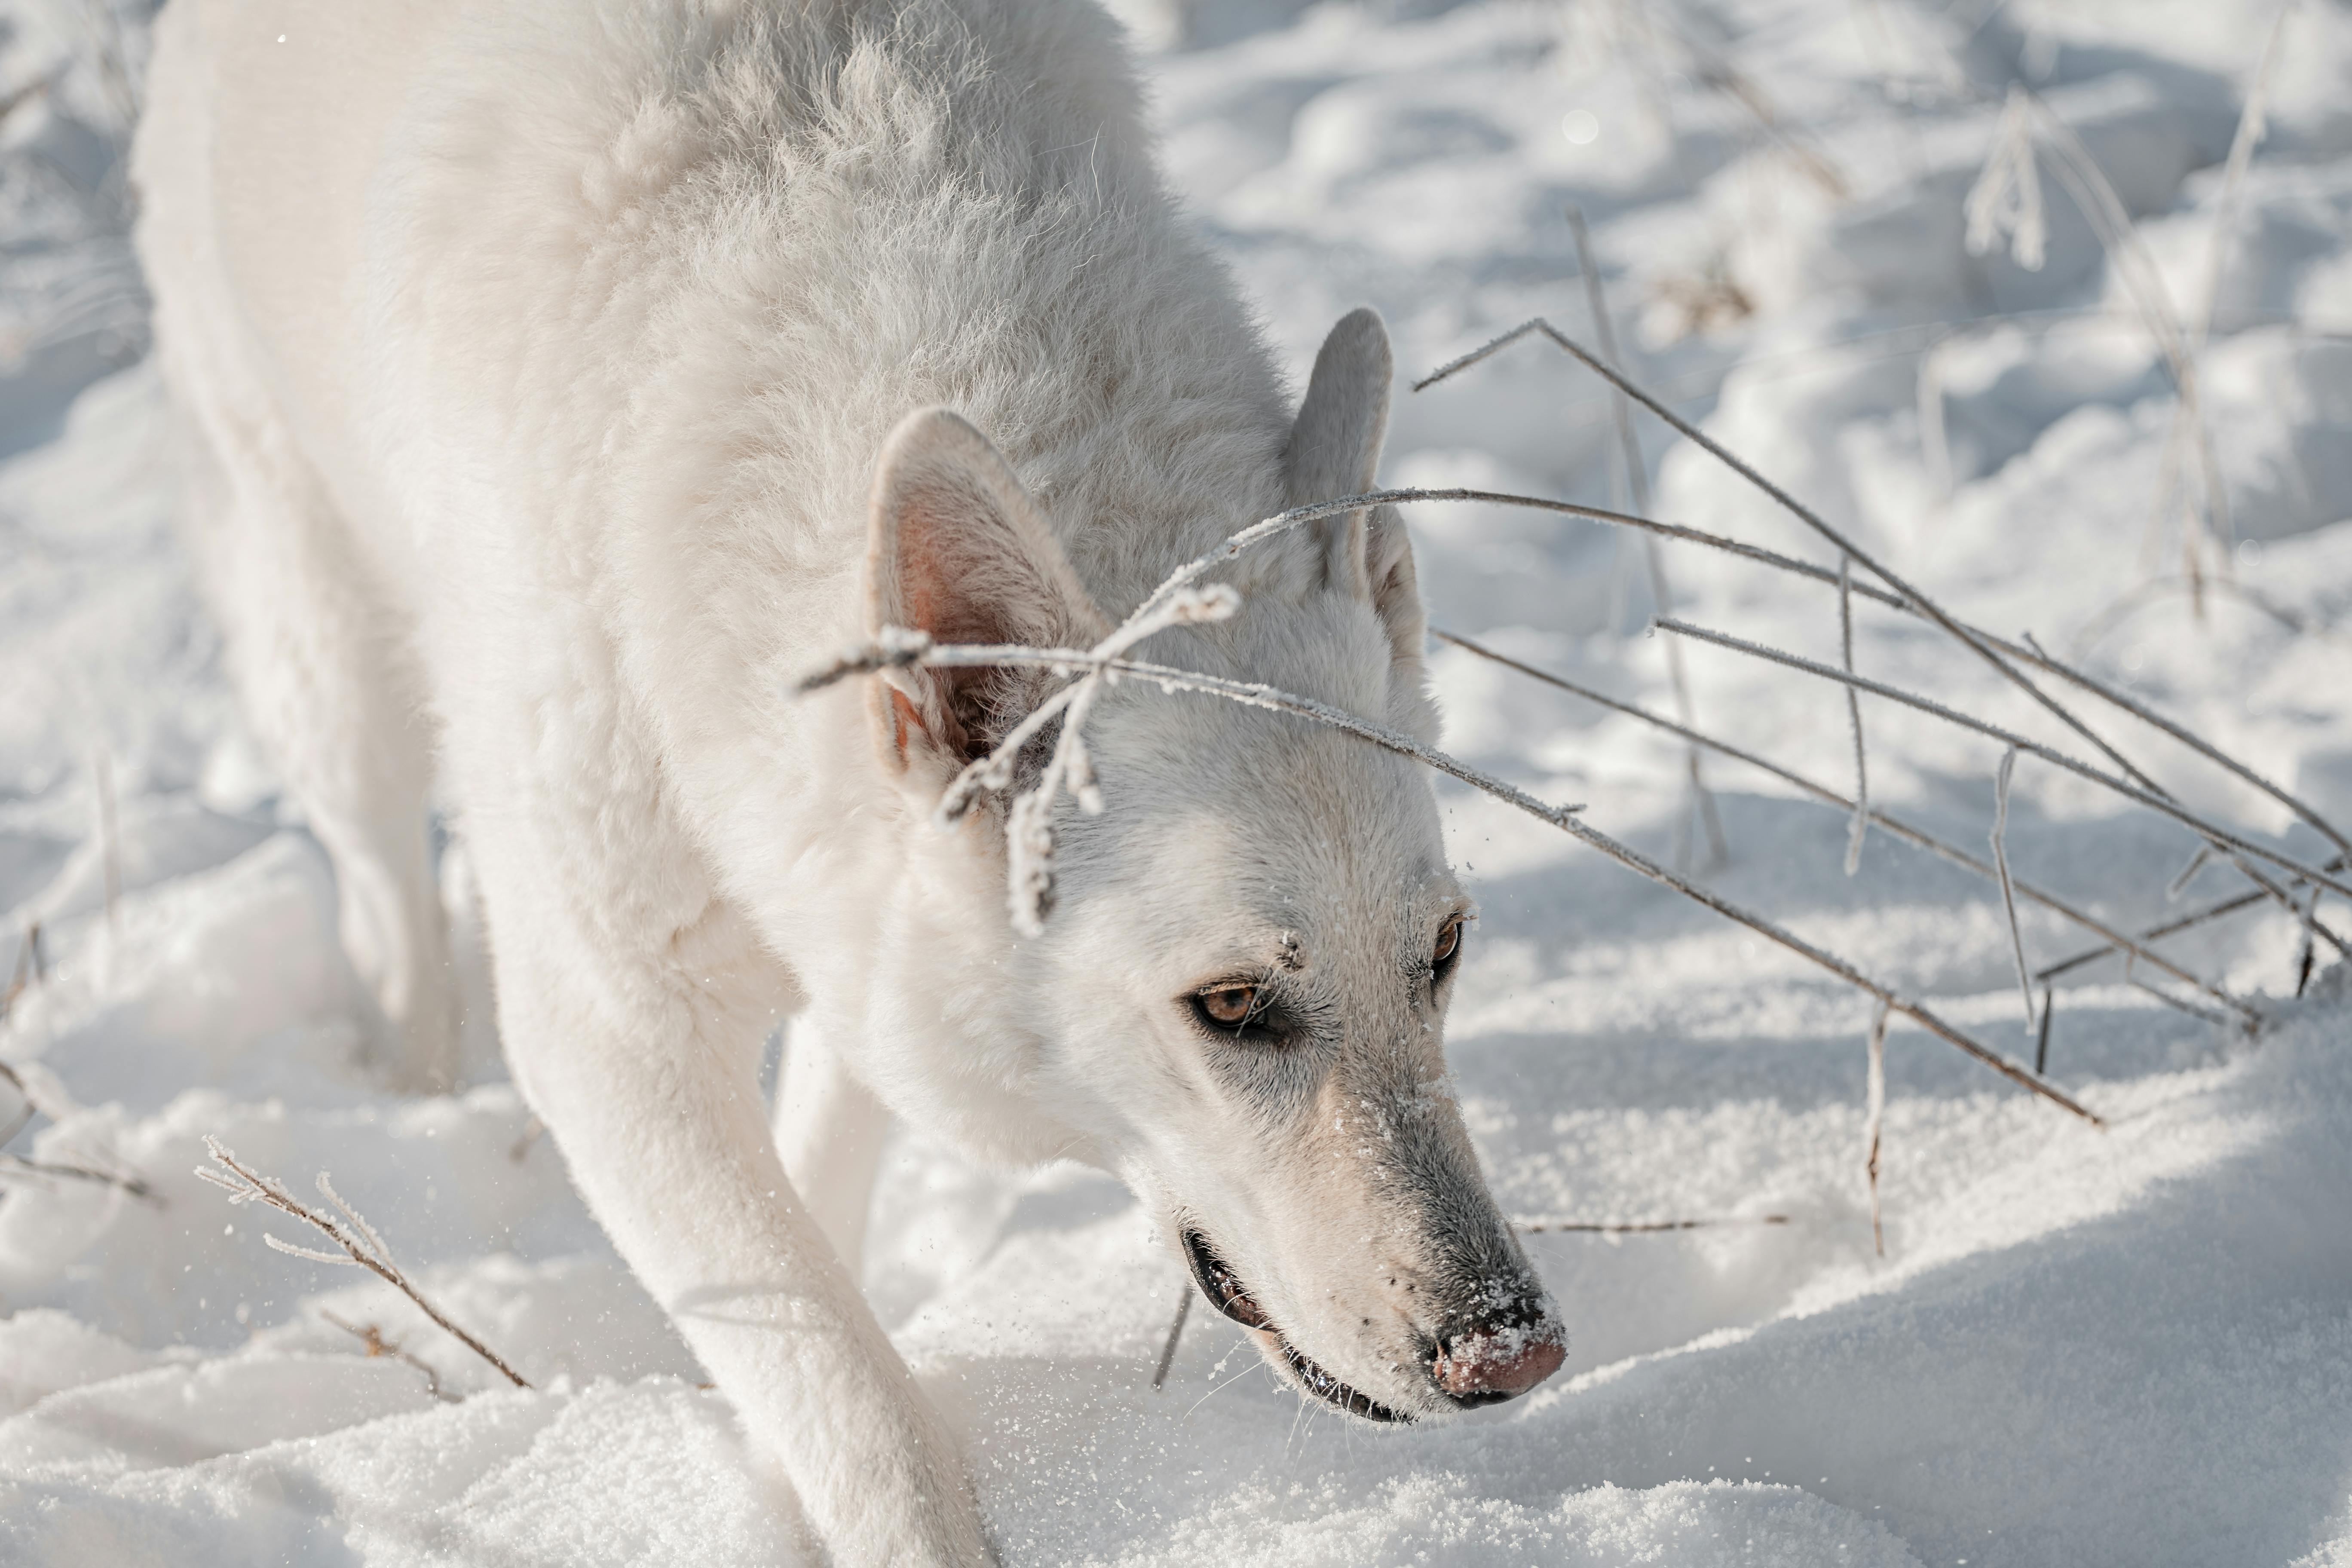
(858, 310, 1563, 1421)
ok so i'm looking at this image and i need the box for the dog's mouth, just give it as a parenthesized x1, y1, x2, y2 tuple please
(1179, 1226, 1409, 1424)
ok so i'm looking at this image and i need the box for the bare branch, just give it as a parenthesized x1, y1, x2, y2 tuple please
(1990, 748, 2037, 1032)
(1414, 319, 2160, 793)
(1841, 556, 1869, 876)
(2166, 845, 2214, 903)
(1865, 1000, 1889, 1259)
(1430, 627, 2257, 1023)
(0, 1152, 159, 1204)
(199, 1136, 530, 1390)
(319, 1308, 455, 1403)
(1151, 1285, 1192, 1392)
(1513, 1213, 1790, 1234)
(1569, 202, 1724, 870)
(1654, 616, 2352, 906)
(810, 629, 2100, 1121)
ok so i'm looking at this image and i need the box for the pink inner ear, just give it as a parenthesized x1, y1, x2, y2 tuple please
(893, 493, 1012, 762)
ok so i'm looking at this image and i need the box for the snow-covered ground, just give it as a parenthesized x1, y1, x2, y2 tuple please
(5, 1, 2352, 1563)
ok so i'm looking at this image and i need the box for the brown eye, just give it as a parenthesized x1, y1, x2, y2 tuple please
(1198, 984, 1258, 1026)
(1433, 918, 1464, 968)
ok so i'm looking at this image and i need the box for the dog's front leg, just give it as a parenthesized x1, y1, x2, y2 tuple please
(498, 916, 992, 1568)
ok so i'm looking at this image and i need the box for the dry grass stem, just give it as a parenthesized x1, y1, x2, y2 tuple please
(319, 1308, 456, 1402)
(0, 1061, 153, 1200)
(806, 611, 2101, 1121)
(1430, 627, 2254, 1022)
(2296, 887, 2322, 998)
(1151, 1284, 1192, 1392)
(2, 921, 41, 1017)
(1654, 616, 2352, 906)
(197, 1136, 530, 1390)
(2167, 845, 2214, 902)
(1415, 320, 2162, 796)
(1840, 556, 1869, 876)
(2035, 986, 2056, 1076)
(1989, 748, 2037, 1031)
(1964, 88, 2047, 271)
(95, 753, 122, 928)
(1513, 1213, 1790, 1234)
(0, 1151, 159, 1202)
(1568, 204, 1724, 870)
(1865, 998, 1889, 1258)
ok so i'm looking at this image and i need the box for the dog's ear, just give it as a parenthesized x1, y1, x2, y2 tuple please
(1285, 308, 1425, 680)
(866, 408, 1111, 785)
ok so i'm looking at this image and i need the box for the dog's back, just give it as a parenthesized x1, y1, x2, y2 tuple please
(136, 0, 1294, 1080)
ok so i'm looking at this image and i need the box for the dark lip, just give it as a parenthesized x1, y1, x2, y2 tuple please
(1178, 1226, 1410, 1424)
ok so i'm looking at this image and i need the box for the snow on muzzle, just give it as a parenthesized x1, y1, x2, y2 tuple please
(1179, 1225, 1565, 1420)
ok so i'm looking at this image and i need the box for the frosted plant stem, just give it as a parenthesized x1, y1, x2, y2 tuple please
(1654, 617, 2352, 906)
(1864, 1000, 1889, 1259)
(1569, 202, 1724, 869)
(1513, 1214, 1788, 1234)
(1413, 320, 2161, 795)
(2167, 845, 2214, 902)
(2296, 887, 2322, 998)
(805, 639, 2102, 1122)
(1840, 557, 1869, 876)
(2022, 93, 2233, 575)
(1990, 748, 2037, 1031)
(198, 1136, 530, 1390)
(1152, 1284, 1192, 1391)
(320, 1308, 454, 1403)
(96, 752, 120, 928)
(1430, 627, 2255, 1022)
(2036, 883, 2284, 982)
(0, 1151, 159, 1202)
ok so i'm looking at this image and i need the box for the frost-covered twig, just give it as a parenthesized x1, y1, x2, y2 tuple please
(1569, 203, 1724, 870)
(2166, 845, 2214, 903)
(197, 1136, 530, 1390)
(1513, 1213, 1790, 1234)
(95, 752, 120, 928)
(2197, 0, 2296, 359)
(1840, 557, 1869, 876)
(1864, 999, 1889, 1259)
(1964, 87, 2047, 271)
(1430, 628, 2255, 1022)
(0, 1151, 159, 1203)
(1654, 617, 2352, 905)
(1989, 749, 2036, 1032)
(319, 1308, 456, 1403)
(1414, 319, 2159, 793)
(3, 920, 46, 1019)
(0, 1061, 153, 1200)
(2012, 90, 2232, 584)
(809, 641, 1589, 838)
(809, 634, 2099, 1122)
(1151, 1285, 1192, 1392)
(2037, 864, 2345, 983)
(2296, 887, 2323, 999)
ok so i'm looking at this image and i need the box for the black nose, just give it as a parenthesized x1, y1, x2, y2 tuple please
(1431, 1301, 1566, 1406)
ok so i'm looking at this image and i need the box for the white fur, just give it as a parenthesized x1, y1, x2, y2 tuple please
(133, 2, 1558, 1562)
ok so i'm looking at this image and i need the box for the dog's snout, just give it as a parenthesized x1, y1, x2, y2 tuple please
(1431, 1304, 1566, 1406)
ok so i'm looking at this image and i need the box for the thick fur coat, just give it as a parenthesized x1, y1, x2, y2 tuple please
(135, 2, 1562, 1561)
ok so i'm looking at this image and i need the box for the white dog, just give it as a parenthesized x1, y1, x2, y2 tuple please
(134, 0, 1565, 1560)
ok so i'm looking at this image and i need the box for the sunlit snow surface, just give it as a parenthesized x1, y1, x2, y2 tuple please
(6, 1, 2352, 1563)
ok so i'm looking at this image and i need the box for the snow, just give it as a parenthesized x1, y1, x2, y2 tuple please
(6, 0, 2352, 1562)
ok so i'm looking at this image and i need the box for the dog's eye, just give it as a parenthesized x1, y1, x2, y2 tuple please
(1432, 917, 1465, 974)
(1197, 984, 1257, 1026)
